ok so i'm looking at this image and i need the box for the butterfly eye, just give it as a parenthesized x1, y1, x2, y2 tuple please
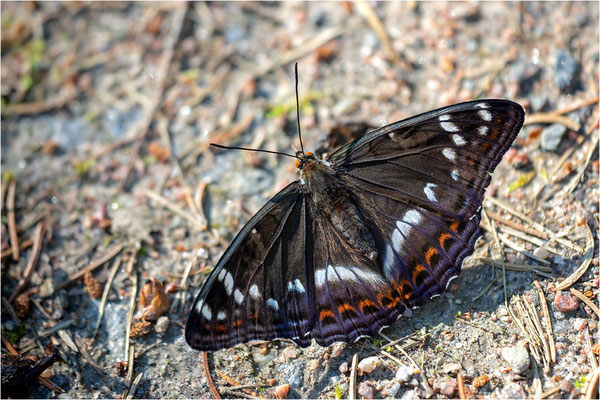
(306, 151, 314, 157)
(295, 159, 301, 168)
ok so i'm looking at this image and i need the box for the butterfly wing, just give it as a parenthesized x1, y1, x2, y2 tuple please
(185, 182, 316, 351)
(329, 100, 524, 306)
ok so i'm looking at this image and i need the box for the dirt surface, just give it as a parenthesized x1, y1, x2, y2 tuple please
(1, 2, 599, 399)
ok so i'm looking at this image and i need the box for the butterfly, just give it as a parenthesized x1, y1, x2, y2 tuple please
(185, 89, 524, 352)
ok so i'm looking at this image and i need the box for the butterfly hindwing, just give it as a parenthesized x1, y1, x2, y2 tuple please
(185, 182, 315, 351)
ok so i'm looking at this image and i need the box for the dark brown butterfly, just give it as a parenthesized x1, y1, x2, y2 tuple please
(185, 66, 524, 352)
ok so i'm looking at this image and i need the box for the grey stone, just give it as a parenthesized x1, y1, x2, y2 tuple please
(541, 123, 567, 152)
(395, 365, 414, 382)
(358, 382, 375, 399)
(555, 49, 578, 91)
(501, 346, 530, 374)
(155, 316, 169, 334)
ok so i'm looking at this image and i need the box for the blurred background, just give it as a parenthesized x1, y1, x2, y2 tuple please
(1, 2, 598, 399)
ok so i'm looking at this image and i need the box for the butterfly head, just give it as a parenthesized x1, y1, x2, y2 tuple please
(295, 151, 316, 170)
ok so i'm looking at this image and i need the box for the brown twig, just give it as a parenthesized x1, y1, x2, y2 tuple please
(552, 96, 599, 115)
(536, 386, 560, 399)
(484, 209, 548, 239)
(75, 337, 108, 376)
(570, 288, 600, 318)
(141, 188, 206, 230)
(349, 353, 359, 400)
(477, 257, 553, 274)
(585, 326, 599, 370)
(124, 253, 138, 373)
(1, 84, 76, 116)
(126, 372, 144, 399)
(457, 371, 466, 400)
(9, 223, 45, 303)
(486, 196, 583, 253)
(1, 238, 33, 260)
(524, 113, 580, 131)
(7, 179, 19, 260)
(497, 233, 551, 265)
(379, 332, 433, 395)
(202, 351, 221, 399)
(584, 368, 599, 400)
(533, 281, 556, 363)
(55, 243, 124, 292)
(90, 256, 122, 344)
(353, 0, 400, 64)
(554, 224, 594, 291)
(563, 133, 598, 196)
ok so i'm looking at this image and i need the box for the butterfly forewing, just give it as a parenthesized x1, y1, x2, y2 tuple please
(186, 99, 524, 351)
(332, 100, 524, 305)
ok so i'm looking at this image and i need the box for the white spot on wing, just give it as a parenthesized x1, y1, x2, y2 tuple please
(315, 265, 387, 289)
(478, 125, 488, 136)
(452, 134, 467, 146)
(451, 169, 459, 181)
(383, 244, 396, 279)
(287, 279, 306, 294)
(475, 102, 489, 109)
(403, 209, 422, 225)
(224, 272, 234, 295)
(478, 109, 492, 121)
(195, 299, 204, 313)
(439, 114, 459, 132)
(217, 310, 226, 320)
(201, 305, 212, 320)
(266, 298, 279, 311)
(218, 269, 226, 281)
(234, 288, 244, 304)
(424, 183, 438, 202)
(249, 284, 260, 298)
(392, 228, 404, 252)
(442, 148, 456, 161)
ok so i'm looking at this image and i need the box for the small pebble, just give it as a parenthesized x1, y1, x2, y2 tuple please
(273, 384, 289, 399)
(560, 379, 574, 393)
(385, 382, 401, 397)
(533, 247, 549, 259)
(439, 379, 458, 397)
(572, 318, 587, 331)
(282, 346, 298, 360)
(358, 382, 375, 399)
(554, 291, 579, 313)
(155, 316, 169, 335)
(555, 49, 578, 91)
(358, 356, 379, 373)
(501, 346, 530, 374)
(541, 124, 567, 152)
(339, 362, 349, 374)
(308, 359, 319, 371)
(395, 365, 414, 383)
(442, 363, 461, 374)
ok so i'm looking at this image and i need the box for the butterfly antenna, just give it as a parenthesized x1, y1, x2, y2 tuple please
(294, 62, 305, 156)
(210, 143, 299, 160)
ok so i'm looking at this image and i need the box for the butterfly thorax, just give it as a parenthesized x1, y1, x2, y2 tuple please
(298, 152, 379, 263)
